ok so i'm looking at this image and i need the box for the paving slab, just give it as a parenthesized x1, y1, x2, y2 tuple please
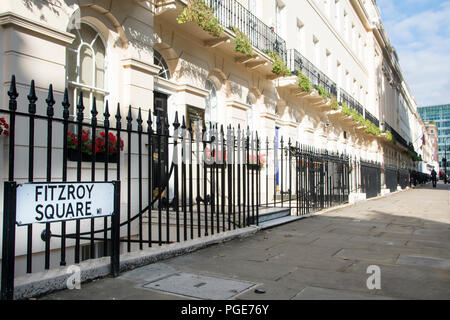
(291, 286, 396, 300)
(343, 261, 450, 299)
(39, 183, 450, 300)
(141, 273, 256, 300)
(119, 263, 178, 283)
(334, 248, 400, 265)
(396, 255, 450, 270)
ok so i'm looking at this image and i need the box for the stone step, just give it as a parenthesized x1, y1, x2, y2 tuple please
(248, 206, 291, 224)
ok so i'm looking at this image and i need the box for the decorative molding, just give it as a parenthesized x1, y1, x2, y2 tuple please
(121, 58, 161, 75)
(204, 37, 230, 48)
(275, 119, 298, 128)
(226, 100, 251, 111)
(0, 12, 75, 44)
(177, 83, 209, 97)
(273, 76, 297, 88)
(154, 77, 179, 94)
(260, 112, 277, 121)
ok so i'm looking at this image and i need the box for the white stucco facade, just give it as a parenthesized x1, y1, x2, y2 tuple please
(0, 0, 433, 276)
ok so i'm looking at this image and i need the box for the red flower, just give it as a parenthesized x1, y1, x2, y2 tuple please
(0, 117, 9, 137)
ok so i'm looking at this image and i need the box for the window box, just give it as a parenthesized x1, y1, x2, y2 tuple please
(67, 148, 119, 163)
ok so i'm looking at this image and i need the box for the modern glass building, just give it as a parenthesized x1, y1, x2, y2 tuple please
(418, 104, 450, 173)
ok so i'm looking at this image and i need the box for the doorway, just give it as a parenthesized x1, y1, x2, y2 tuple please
(153, 92, 169, 194)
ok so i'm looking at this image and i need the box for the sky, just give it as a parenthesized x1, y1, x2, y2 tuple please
(376, 0, 450, 107)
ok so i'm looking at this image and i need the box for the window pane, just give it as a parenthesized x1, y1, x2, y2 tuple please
(80, 24, 97, 46)
(94, 44, 105, 89)
(80, 45, 94, 86)
(67, 50, 77, 82)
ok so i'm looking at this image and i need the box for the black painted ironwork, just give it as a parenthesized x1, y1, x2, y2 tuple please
(340, 88, 364, 116)
(360, 161, 381, 199)
(206, 0, 287, 61)
(384, 122, 409, 149)
(365, 109, 380, 128)
(287, 49, 337, 98)
(1, 75, 416, 300)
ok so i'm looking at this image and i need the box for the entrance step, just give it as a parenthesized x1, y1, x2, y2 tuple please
(248, 206, 291, 224)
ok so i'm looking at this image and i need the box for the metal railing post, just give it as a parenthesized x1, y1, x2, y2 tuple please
(1, 181, 17, 300)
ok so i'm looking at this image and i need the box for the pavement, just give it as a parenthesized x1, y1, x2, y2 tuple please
(39, 182, 450, 300)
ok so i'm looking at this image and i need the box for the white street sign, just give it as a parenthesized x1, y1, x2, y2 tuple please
(16, 182, 115, 226)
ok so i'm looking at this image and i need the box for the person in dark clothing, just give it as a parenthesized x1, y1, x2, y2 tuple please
(431, 169, 437, 188)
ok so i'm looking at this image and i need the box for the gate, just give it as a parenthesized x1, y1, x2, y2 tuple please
(398, 168, 410, 189)
(360, 161, 381, 199)
(385, 165, 398, 192)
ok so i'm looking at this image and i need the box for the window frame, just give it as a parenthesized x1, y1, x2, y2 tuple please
(154, 49, 171, 80)
(66, 21, 109, 119)
(205, 79, 218, 126)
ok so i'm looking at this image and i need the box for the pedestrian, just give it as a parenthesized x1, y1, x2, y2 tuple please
(431, 168, 437, 188)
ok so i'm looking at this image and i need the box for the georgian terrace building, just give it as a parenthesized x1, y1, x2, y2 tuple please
(0, 0, 430, 281)
(1, 1, 424, 177)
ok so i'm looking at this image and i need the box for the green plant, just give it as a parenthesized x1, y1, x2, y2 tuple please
(297, 70, 312, 93)
(266, 50, 291, 77)
(352, 111, 365, 125)
(315, 85, 328, 100)
(365, 121, 382, 136)
(341, 102, 352, 116)
(329, 95, 339, 110)
(340, 104, 382, 137)
(384, 130, 394, 143)
(407, 142, 421, 161)
(232, 26, 253, 56)
(177, 0, 223, 37)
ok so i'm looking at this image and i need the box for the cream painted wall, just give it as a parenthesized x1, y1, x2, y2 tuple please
(0, 0, 429, 274)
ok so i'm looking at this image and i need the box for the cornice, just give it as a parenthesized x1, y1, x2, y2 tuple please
(226, 100, 251, 111)
(177, 83, 209, 97)
(121, 58, 161, 75)
(0, 12, 75, 44)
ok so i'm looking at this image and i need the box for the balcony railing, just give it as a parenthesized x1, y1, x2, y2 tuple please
(384, 122, 409, 148)
(340, 89, 364, 116)
(287, 49, 337, 98)
(206, 0, 287, 61)
(365, 110, 379, 127)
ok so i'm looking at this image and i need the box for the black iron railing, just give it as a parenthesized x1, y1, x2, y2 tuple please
(206, 0, 287, 61)
(384, 122, 408, 148)
(340, 88, 364, 115)
(1, 75, 356, 299)
(365, 109, 379, 127)
(360, 161, 381, 199)
(287, 49, 337, 97)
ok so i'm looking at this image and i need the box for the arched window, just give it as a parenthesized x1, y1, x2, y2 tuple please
(67, 22, 107, 119)
(154, 50, 170, 79)
(205, 79, 218, 125)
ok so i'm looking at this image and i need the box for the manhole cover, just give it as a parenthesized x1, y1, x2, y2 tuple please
(142, 273, 255, 299)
